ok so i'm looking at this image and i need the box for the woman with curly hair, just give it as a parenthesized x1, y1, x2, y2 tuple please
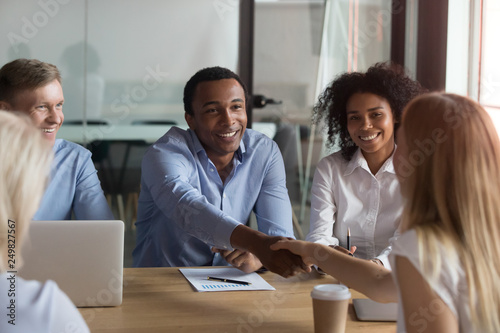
(306, 62, 424, 268)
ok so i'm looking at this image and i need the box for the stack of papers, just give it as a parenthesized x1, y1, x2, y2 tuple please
(179, 267, 275, 292)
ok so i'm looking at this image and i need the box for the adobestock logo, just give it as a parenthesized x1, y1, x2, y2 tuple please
(341, 1, 404, 57)
(81, 64, 168, 143)
(213, 0, 238, 21)
(479, 73, 500, 103)
(396, 106, 471, 179)
(108, 64, 169, 121)
(236, 273, 310, 333)
(236, 294, 286, 333)
(7, 0, 71, 52)
(396, 128, 447, 179)
(80, 268, 135, 324)
(408, 298, 447, 333)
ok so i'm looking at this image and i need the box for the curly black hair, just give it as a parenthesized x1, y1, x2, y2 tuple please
(314, 62, 426, 161)
(183, 66, 248, 115)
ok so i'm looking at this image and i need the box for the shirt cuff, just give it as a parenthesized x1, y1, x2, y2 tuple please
(375, 254, 391, 270)
(212, 215, 241, 251)
(309, 238, 338, 247)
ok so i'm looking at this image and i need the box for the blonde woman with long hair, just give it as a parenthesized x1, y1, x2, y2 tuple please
(271, 92, 500, 332)
(0, 111, 89, 332)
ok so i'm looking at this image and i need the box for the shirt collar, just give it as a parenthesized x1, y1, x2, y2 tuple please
(236, 135, 246, 162)
(344, 146, 396, 176)
(188, 128, 246, 162)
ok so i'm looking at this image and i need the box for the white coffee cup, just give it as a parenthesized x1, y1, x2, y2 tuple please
(311, 284, 351, 333)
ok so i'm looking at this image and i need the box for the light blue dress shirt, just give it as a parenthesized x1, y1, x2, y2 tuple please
(133, 127, 294, 267)
(33, 139, 114, 220)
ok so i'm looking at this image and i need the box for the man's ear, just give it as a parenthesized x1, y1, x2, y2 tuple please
(185, 112, 195, 130)
(0, 101, 12, 111)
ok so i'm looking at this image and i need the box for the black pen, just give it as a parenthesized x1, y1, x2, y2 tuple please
(207, 276, 251, 285)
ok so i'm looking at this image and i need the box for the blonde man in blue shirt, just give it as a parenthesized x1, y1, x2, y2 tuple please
(133, 66, 308, 277)
(0, 58, 113, 221)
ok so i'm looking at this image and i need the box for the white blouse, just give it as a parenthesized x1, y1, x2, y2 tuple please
(390, 230, 472, 332)
(306, 148, 402, 267)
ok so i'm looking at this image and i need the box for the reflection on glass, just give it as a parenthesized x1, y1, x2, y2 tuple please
(60, 41, 105, 122)
(86, 0, 239, 127)
(253, 0, 393, 225)
(0, 0, 240, 129)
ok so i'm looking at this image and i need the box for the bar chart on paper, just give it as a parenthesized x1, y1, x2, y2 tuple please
(179, 267, 276, 292)
(201, 283, 252, 290)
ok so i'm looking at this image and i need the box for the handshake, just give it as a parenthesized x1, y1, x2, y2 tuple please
(213, 225, 358, 278)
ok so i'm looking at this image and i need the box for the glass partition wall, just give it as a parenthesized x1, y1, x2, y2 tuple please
(253, 0, 393, 228)
(479, 0, 500, 131)
(1, 0, 395, 264)
(1, 0, 240, 132)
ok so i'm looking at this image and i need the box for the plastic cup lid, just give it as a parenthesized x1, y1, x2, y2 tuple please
(311, 284, 351, 301)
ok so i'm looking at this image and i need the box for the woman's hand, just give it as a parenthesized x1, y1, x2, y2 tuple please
(270, 239, 327, 269)
(330, 245, 357, 256)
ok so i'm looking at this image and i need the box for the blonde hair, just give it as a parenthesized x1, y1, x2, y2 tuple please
(0, 111, 53, 272)
(400, 93, 500, 332)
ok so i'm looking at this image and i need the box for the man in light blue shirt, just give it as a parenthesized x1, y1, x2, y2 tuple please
(133, 67, 308, 277)
(32, 138, 114, 220)
(0, 59, 113, 220)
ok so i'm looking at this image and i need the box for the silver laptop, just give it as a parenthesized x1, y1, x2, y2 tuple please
(17, 220, 124, 307)
(353, 298, 398, 321)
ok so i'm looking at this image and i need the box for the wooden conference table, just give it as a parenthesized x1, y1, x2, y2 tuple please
(79, 267, 396, 333)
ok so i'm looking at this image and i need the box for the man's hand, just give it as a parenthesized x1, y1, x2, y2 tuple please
(252, 236, 311, 278)
(229, 225, 311, 278)
(269, 239, 321, 266)
(212, 248, 263, 273)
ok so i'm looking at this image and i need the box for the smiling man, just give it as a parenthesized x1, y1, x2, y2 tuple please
(133, 67, 308, 277)
(0, 58, 113, 220)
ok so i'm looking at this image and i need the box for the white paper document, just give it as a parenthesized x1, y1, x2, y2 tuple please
(179, 267, 276, 292)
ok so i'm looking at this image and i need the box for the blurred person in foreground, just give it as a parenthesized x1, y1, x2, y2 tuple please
(0, 111, 90, 332)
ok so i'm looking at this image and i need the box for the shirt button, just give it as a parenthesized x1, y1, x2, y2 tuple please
(210, 168, 215, 172)
(223, 193, 226, 198)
